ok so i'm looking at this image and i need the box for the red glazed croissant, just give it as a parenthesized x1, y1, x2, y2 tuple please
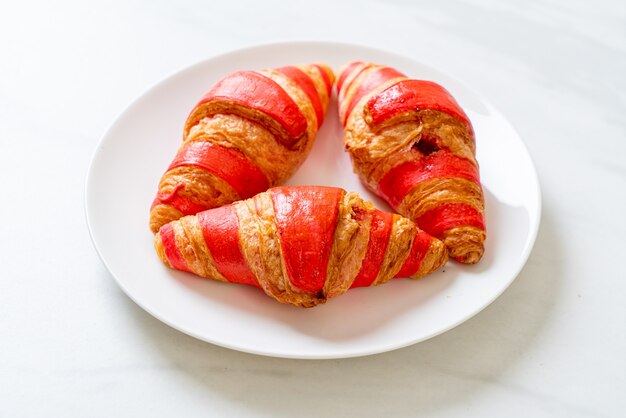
(337, 62, 486, 263)
(149, 64, 335, 233)
(154, 186, 448, 307)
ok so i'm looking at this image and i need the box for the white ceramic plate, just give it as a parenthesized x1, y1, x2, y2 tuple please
(86, 42, 541, 359)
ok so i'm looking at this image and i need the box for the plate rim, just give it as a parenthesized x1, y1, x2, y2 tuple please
(85, 40, 542, 359)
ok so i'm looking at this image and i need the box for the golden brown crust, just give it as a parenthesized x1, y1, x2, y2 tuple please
(176, 216, 227, 281)
(149, 164, 240, 233)
(154, 233, 169, 267)
(186, 114, 305, 185)
(337, 62, 368, 106)
(410, 238, 448, 279)
(440, 226, 485, 264)
(398, 178, 484, 220)
(420, 111, 476, 160)
(150, 205, 183, 236)
(233, 198, 266, 283)
(339, 65, 406, 125)
(159, 166, 239, 204)
(154, 215, 228, 282)
(296, 64, 333, 116)
(397, 178, 484, 264)
(344, 117, 422, 190)
(246, 192, 297, 304)
(371, 215, 415, 286)
(323, 192, 371, 300)
(184, 99, 301, 148)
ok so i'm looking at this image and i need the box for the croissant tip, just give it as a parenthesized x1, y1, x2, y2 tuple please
(453, 250, 483, 264)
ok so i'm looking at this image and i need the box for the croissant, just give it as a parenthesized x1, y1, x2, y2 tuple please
(337, 62, 486, 264)
(154, 186, 448, 307)
(149, 64, 335, 233)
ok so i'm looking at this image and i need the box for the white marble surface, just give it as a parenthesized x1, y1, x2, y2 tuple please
(1, 0, 624, 416)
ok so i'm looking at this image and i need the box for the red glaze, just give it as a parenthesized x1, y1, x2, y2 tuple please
(378, 151, 480, 209)
(270, 186, 342, 292)
(168, 141, 270, 199)
(366, 79, 472, 132)
(351, 210, 394, 288)
(338, 64, 370, 105)
(198, 205, 259, 287)
(395, 230, 433, 277)
(196, 70, 308, 140)
(416, 203, 485, 239)
(336, 61, 363, 94)
(313, 64, 333, 96)
(342, 67, 406, 126)
(151, 183, 210, 215)
(159, 223, 191, 272)
(276, 66, 324, 128)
